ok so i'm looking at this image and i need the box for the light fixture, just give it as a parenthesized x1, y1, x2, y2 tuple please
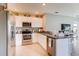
(42, 3, 46, 6)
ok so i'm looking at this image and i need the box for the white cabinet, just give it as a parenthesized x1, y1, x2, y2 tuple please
(15, 34, 22, 46)
(32, 33, 38, 43)
(14, 16, 44, 46)
(32, 33, 47, 51)
(56, 38, 72, 56)
(15, 16, 43, 27)
(15, 16, 31, 27)
(36, 33, 47, 50)
(15, 16, 22, 27)
(32, 17, 43, 27)
(32, 33, 47, 50)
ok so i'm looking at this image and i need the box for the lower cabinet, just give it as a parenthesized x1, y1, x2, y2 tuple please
(36, 33, 47, 51)
(15, 34, 22, 46)
(56, 38, 72, 56)
(32, 33, 38, 43)
(33, 33, 56, 56)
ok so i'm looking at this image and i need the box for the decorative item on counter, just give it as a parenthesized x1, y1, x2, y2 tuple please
(39, 27, 43, 32)
(57, 30, 65, 38)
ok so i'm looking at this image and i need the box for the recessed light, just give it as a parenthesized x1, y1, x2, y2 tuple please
(42, 3, 46, 6)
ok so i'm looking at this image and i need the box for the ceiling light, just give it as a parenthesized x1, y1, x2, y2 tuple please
(42, 3, 46, 6)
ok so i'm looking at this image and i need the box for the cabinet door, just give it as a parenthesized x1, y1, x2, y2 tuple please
(15, 16, 32, 27)
(32, 33, 38, 43)
(15, 16, 22, 27)
(32, 18, 42, 27)
(37, 33, 47, 50)
(15, 34, 22, 46)
(56, 38, 71, 56)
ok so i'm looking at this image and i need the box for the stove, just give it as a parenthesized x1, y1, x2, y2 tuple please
(22, 22, 32, 45)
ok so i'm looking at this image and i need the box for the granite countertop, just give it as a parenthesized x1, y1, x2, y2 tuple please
(15, 26, 75, 40)
(37, 31, 55, 39)
(37, 31, 75, 39)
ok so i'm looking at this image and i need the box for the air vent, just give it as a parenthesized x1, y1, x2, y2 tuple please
(55, 11, 59, 14)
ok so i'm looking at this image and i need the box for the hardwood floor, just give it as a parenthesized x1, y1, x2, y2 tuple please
(10, 43, 48, 56)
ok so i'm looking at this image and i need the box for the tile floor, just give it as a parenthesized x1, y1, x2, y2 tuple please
(10, 43, 48, 56)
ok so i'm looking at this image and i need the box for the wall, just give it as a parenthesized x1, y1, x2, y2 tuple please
(45, 14, 79, 35)
(0, 11, 7, 56)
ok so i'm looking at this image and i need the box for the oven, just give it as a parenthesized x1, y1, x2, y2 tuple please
(23, 34, 32, 40)
(22, 22, 32, 45)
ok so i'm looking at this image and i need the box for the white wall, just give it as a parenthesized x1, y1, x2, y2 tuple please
(45, 14, 79, 35)
(0, 11, 7, 56)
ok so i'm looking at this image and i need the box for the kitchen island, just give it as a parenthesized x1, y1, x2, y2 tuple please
(37, 31, 73, 56)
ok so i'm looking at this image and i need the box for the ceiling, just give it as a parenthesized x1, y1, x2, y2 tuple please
(7, 3, 79, 17)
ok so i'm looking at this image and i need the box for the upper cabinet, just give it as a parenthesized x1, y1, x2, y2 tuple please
(14, 16, 43, 27)
(32, 17, 43, 27)
(15, 16, 31, 27)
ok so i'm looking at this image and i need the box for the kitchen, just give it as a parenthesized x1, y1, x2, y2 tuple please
(7, 3, 79, 56)
(8, 10, 52, 56)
